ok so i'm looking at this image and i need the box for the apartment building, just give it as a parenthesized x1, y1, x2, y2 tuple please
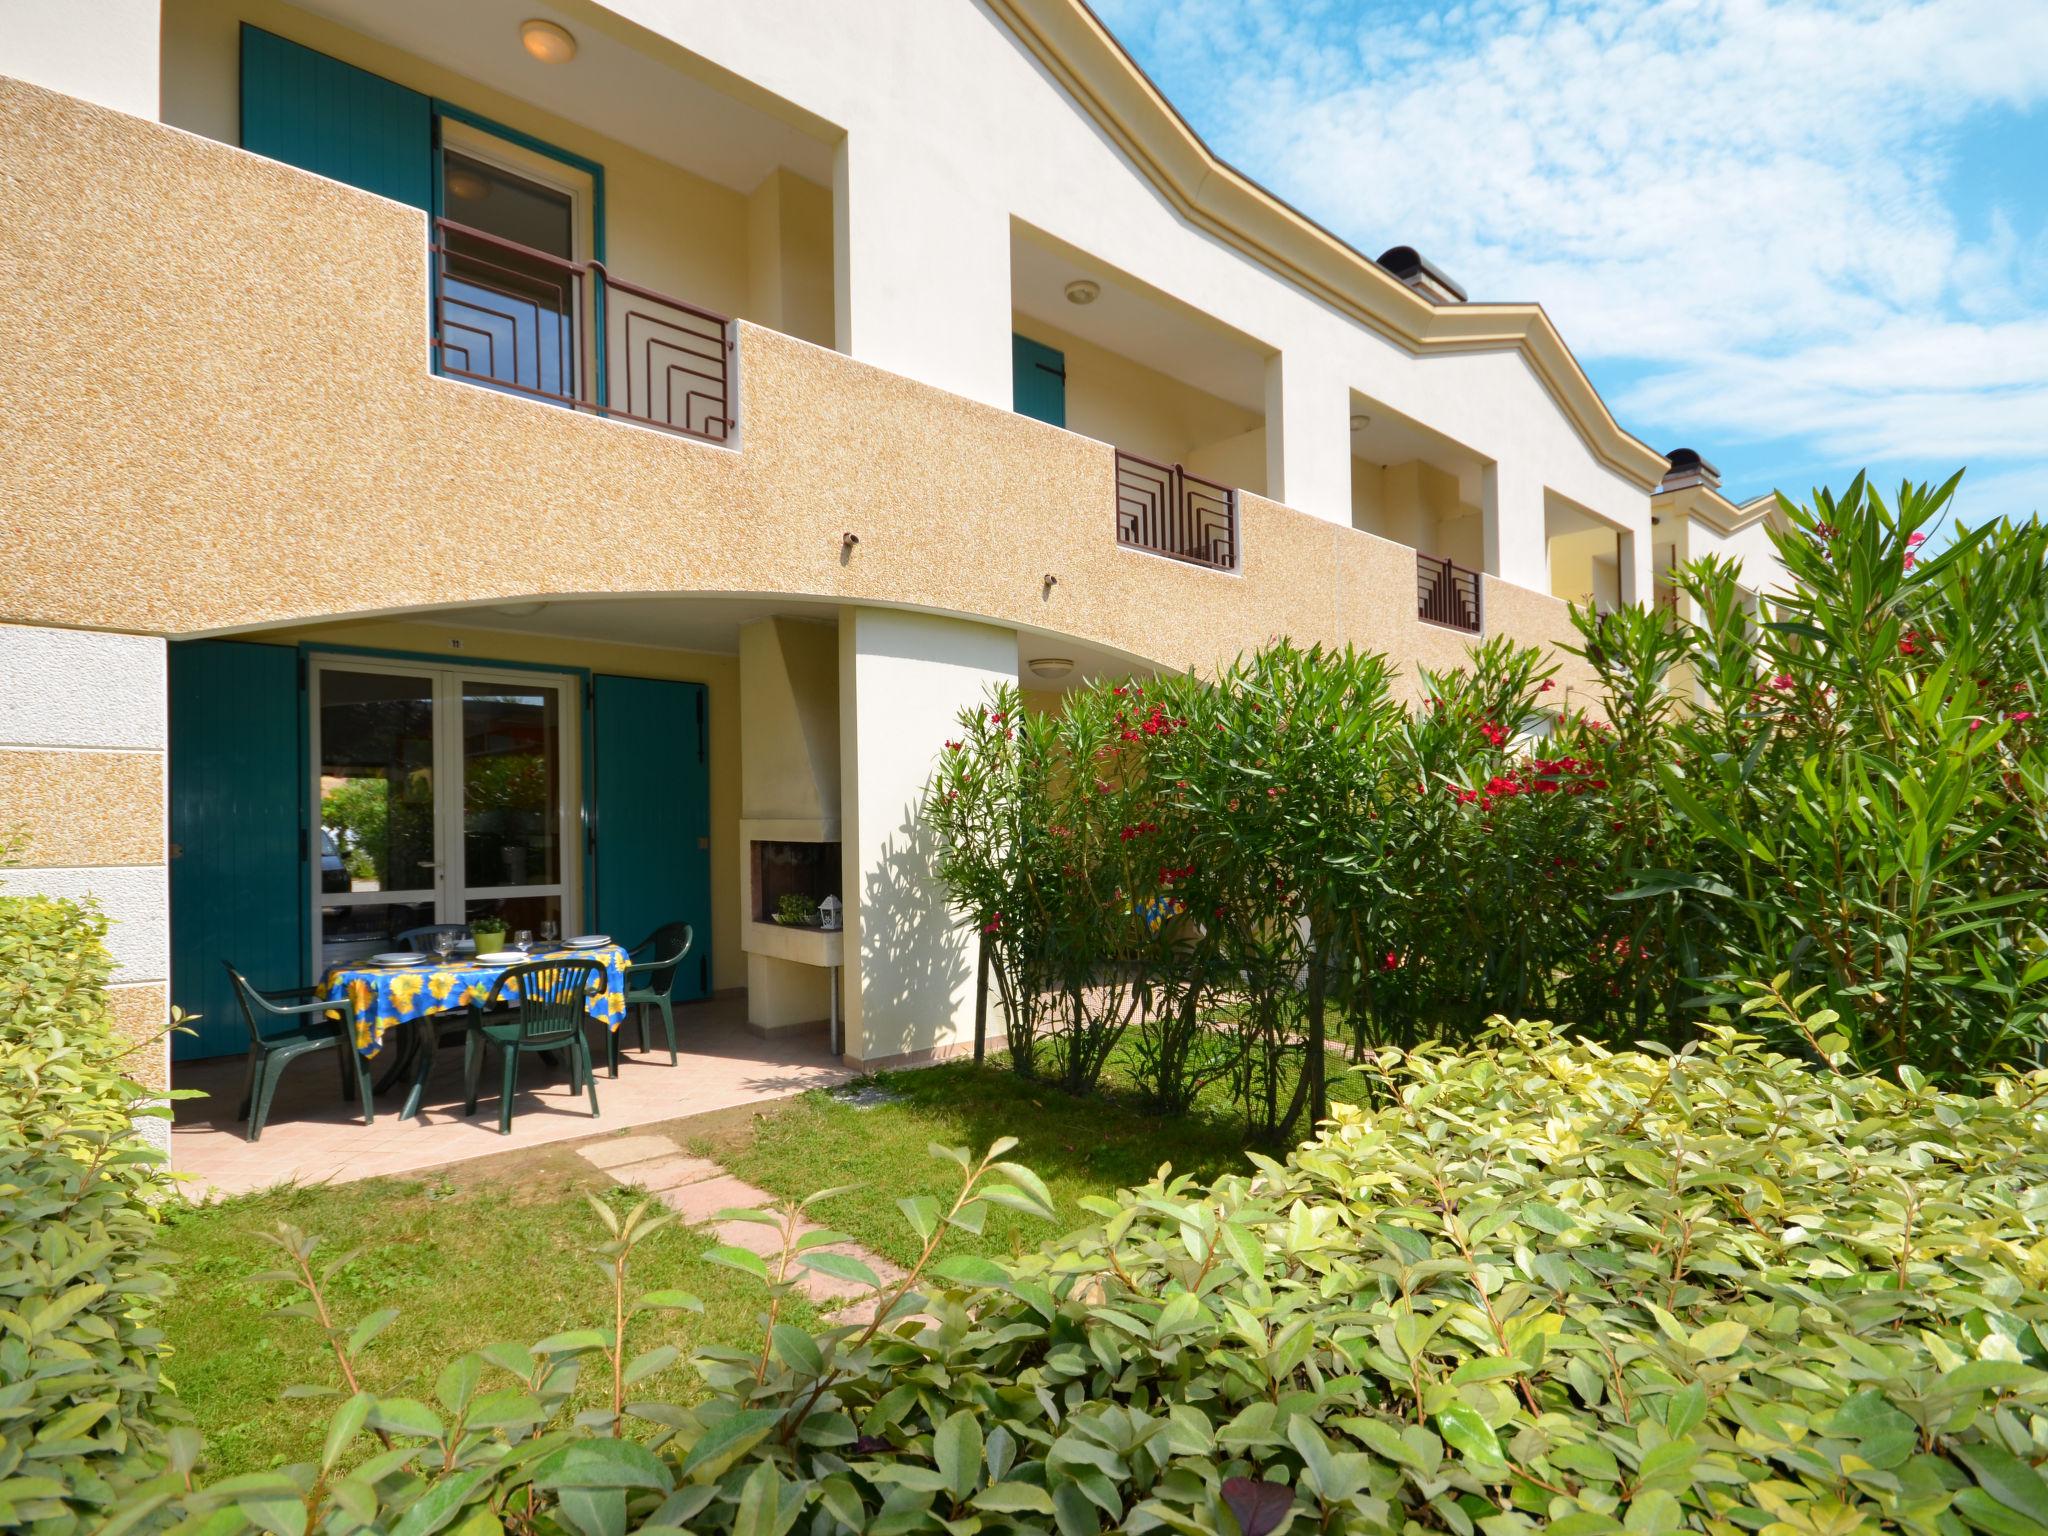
(0, 0, 1786, 1152)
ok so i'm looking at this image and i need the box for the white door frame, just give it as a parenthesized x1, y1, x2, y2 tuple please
(307, 653, 582, 976)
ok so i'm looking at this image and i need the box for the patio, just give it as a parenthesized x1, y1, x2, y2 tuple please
(170, 995, 848, 1198)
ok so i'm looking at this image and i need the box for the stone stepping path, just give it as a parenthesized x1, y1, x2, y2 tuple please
(576, 1132, 906, 1320)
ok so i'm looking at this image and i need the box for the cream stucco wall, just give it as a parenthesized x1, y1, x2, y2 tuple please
(606, 0, 1658, 567)
(837, 608, 1015, 1069)
(0, 0, 158, 115)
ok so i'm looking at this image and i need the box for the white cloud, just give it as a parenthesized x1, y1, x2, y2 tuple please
(1097, 0, 2048, 496)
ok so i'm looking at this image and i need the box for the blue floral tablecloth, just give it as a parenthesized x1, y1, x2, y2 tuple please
(321, 944, 629, 1057)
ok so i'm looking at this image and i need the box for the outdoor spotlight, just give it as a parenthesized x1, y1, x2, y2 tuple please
(520, 19, 577, 63)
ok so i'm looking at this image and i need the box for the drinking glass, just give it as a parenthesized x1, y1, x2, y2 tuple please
(514, 929, 533, 957)
(540, 919, 559, 946)
(432, 931, 455, 964)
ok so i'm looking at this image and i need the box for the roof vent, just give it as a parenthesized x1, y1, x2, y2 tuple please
(1659, 448, 1721, 493)
(1377, 245, 1467, 305)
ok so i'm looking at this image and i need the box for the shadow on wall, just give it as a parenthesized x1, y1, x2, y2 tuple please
(858, 806, 973, 1063)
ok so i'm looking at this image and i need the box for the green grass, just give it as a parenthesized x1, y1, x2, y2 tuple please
(688, 1045, 1376, 1272)
(156, 1148, 806, 1479)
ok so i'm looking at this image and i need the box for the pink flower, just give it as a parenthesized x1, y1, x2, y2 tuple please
(1771, 674, 1795, 692)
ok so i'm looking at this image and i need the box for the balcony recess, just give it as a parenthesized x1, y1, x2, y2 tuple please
(1417, 551, 1482, 633)
(431, 218, 736, 444)
(1115, 450, 1238, 572)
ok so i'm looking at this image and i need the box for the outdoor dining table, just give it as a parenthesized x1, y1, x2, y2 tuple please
(319, 943, 630, 1120)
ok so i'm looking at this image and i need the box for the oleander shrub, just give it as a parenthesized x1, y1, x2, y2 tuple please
(0, 891, 182, 1532)
(113, 1022, 2048, 1535)
(927, 473, 2048, 1096)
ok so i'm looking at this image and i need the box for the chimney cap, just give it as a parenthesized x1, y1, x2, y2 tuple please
(1376, 245, 1468, 304)
(1659, 447, 1722, 492)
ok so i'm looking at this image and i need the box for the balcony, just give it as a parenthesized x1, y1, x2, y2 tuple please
(432, 219, 736, 445)
(1417, 552, 1482, 633)
(1115, 452, 1238, 571)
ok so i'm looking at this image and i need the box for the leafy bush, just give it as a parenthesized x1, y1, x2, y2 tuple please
(114, 1022, 2048, 1536)
(928, 474, 2048, 1094)
(0, 891, 182, 1532)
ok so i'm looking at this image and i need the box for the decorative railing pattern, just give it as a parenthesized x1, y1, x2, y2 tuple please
(1115, 451, 1238, 571)
(1417, 551, 1482, 632)
(430, 218, 734, 445)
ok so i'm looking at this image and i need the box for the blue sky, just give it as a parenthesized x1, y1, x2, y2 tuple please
(1091, 0, 2048, 535)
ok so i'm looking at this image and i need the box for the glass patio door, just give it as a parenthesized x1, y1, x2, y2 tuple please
(311, 658, 577, 972)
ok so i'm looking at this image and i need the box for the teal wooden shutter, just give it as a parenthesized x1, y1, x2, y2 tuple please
(169, 641, 307, 1061)
(240, 24, 432, 209)
(591, 677, 711, 1000)
(1012, 334, 1067, 427)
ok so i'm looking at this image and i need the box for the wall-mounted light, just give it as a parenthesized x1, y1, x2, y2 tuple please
(1028, 657, 1074, 680)
(520, 18, 577, 63)
(1064, 279, 1101, 305)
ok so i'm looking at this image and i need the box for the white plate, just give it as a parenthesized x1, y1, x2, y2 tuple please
(475, 950, 527, 965)
(564, 935, 610, 948)
(369, 952, 425, 967)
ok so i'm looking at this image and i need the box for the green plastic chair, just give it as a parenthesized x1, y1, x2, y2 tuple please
(462, 957, 604, 1134)
(224, 963, 372, 1143)
(611, 922, 695, 1075)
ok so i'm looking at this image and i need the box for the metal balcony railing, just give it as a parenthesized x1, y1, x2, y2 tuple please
(1417, 551, 1481, 632)
(1115, 451, 1238, 571)
(430, 218, 734, 444)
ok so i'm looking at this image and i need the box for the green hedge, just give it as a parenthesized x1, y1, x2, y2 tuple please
(117, 1021, 2048, 1535)
(0, 892, 181, 1533)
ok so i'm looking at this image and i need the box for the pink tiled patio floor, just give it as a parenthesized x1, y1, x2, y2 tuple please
(170, 996, 849, 1198)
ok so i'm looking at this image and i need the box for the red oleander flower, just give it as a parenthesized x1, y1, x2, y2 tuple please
(1771, 674, 1795, 691)
(1539, 679, 1555, 692)
(945, 739, 963, 752)
(1382, 951, 1401, 971)
(983, 913, 1002, 933)
(2011, 711, 2035, 722)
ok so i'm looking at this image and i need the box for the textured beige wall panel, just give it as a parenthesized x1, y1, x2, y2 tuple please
(0, 80, 1596, 696)
(107, 982, 170, 1094)
(0, 750, 165, 867)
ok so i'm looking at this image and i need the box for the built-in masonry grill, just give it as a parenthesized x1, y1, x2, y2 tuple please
(750, 839, 841, 924)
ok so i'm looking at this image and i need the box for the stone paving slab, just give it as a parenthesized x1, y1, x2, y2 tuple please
(611, 1154, 724, 1192)
(574, 1132, 902, 1315)
(579, 1132, 695, 1170)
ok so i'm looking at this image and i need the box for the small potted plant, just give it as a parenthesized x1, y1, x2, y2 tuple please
(472, 919, 508, 954)
(775, 893, 815, 928)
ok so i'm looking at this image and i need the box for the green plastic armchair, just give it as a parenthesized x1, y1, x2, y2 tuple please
(224, 963, 371, 1143)
(612, 922, 694, 1075)
(463, 957, 604, 1134)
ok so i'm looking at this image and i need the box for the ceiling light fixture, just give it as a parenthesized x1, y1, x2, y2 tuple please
(1028, 657, 1074, 680)
(1349, 413, 1371, 431)
(520, 18, 577, 63)
(1064, 279, 1101, 305)
(493, 601, 547, 617)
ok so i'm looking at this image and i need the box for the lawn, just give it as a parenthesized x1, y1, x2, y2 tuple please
(157, 1044, 1371, 1477)
(156, 1142, 812, 1479)
(687, 1046, 1377, 1271)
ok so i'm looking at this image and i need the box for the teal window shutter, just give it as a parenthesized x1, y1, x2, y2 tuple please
(169, 641, 307, 1061)
(240, 24, 432, 209)
(591, 677, 712, 1000)
(1013, 334, 1067, 427)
